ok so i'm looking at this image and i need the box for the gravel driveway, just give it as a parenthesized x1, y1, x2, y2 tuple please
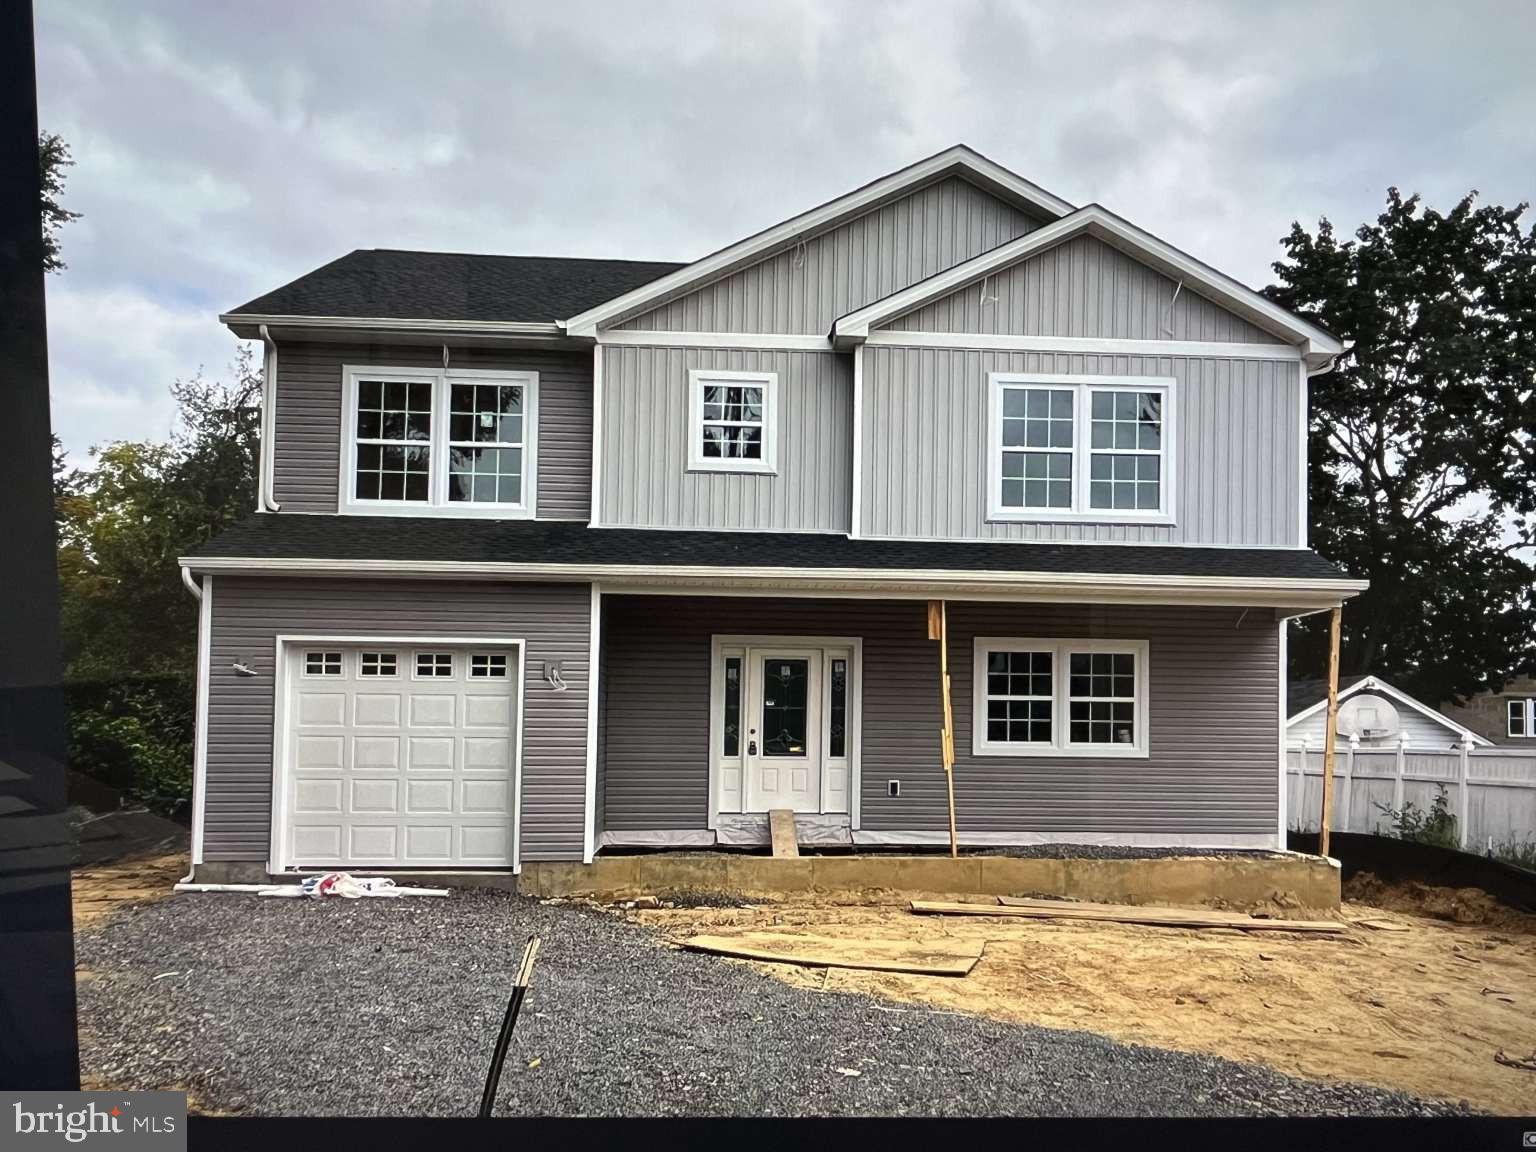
(75, 889, 1469, 1117)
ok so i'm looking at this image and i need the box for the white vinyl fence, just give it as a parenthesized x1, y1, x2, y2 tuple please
(1286, 742, 1536, 852)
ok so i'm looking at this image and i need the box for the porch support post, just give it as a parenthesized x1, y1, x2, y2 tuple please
(928, 600, 958, 859)
(1319, 605, 1341, 858)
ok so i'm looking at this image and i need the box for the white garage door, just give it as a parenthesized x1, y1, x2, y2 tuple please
(284, 643, 518, 868)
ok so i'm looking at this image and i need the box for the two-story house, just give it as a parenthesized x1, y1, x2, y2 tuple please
(179, 146, 1365, 882)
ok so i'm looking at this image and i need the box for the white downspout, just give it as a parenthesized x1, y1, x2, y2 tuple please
(258, 324, 282, 512)
(176, 565, 205, 885)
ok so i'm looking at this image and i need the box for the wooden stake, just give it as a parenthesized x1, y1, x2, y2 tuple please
(1319, 605, 1342, 859)
(929, 599, 959, 859)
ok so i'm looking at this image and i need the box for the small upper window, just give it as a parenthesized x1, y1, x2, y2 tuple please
(1510, 698, 1535, 738)
(990, 374, 1172, 523)
(687, 370, 777, 474)
(416, 652, 454, 679)
(304, 651, 343, 677)
(470, 653, 509, 679)
(359, 652, 398, 677)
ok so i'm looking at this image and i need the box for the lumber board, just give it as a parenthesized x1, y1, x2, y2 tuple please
(680, 932, 980, 976)
(999, 896, 1263, 924)
(911, 899, 1345, 933)
(768, 809, 799, 859)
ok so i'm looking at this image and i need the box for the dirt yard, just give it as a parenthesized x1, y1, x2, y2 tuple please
(626, 883, 1536, 1115)
(71, 852, 186, 929)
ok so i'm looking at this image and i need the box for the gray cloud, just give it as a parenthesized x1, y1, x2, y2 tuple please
(36, 0, 1536, 459)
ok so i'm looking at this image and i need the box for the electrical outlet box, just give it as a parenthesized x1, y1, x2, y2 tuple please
(888, 779, 901, 798)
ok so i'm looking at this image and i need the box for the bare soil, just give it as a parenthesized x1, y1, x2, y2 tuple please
(627, 891, 1536, 1115)
(71, 852, 185, 929)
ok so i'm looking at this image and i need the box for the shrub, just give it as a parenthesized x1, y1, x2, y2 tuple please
(64, 674, 194, 815)
(1373, 784, 1459, 850)
(1490, 836, 1536, 871)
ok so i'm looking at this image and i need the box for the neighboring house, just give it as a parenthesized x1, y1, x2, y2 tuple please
(180, 145, 1364, 882)
(1286, 676, 1490, 751)
(1439, 674, 1536, 746)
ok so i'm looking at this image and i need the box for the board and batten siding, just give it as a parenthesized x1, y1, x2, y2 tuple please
(615, 176, 1043, 334)
(599, 595, 1280, 840)
(598, 345, 852, 532)
(859, 347, 1300, 546)
(203, 577, 592, 864)
(270, 341, 592, 519)
(882, 233, 1283, 343)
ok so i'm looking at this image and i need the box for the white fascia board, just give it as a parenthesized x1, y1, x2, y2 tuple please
(179, 553, 1367, 609)
(561, 145, 1075, 337)
(597, 330, 832, 351)
(220, 313, 565, 340)
(864, 330, 1302, 361)
(1285, 675, 1492, 746)
(834, 206, 1343, 357)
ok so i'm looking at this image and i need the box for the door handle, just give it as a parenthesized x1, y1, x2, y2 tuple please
(747, 740, 758, 755)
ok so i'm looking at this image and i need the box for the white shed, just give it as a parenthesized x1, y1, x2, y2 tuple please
(1287, 675, 1492, 751)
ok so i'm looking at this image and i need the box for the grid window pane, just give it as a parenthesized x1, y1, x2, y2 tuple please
(354, 378, 433, 502)
(416, 652, 454, 678)
(700, 382, 766, 461)
(1066, 651, 1137, 745)
(1088, 389, 1162, 512)
(359, 652, 398, 677)
(1000, 387, 1074, 509)
(447, 382, 525, 504)
(982, 650, 1053, 744)
(304, 651, 342, 676)
(470, 653, 508, 678)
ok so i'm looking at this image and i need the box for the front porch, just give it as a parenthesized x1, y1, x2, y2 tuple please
(595, 593, 1293, 854)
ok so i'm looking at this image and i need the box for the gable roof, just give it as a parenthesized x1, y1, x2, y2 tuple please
(560, 145, 1076, 336)
(222, 249, 683, 330)
(833, 205, 1343, 366)
(1286, 675, 1492, 746)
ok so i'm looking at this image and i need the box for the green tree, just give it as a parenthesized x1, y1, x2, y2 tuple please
(39, 131, 81, 273)
(1266, 189, 1536, 705)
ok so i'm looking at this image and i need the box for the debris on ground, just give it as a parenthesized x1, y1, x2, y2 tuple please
(1344, 872, 1535, 931)
(681, 932, 982, 976)
(263, 873, 449, 900)
(909, 897, 1346, 933)
(1493, 1051, 1536, 1072)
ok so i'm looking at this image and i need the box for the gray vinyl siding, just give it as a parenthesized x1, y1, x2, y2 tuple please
(203, 576, 592, 864)
(271, 341, 592, 519)
(598, 346, 852, 532)
(860, 347, 1300, 546)
(883, 234, 1283, 343)
(616, 176, 1043, 334)
(599, 595, 1280, 837)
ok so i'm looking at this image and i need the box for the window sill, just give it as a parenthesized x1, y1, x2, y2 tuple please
(340, 501, 537, 520)
(686, 462, 779, 477)
(986, 509, 1175, 527)
(972, 742, 1149, 759)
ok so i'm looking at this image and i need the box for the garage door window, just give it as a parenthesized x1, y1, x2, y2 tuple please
(359, 652, 398, 677)
(471, 653, 509, 678)
(304, 651, 342, 677)
(416, 652, 454, 678)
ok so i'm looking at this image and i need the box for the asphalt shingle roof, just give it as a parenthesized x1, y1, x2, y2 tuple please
(227, 250, 684, 324)
(190, 514, 1353, 581)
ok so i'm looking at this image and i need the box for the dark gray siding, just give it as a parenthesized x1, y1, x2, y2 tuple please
(616, 176, 1043, 334)
(883, 234, 1284, 342)
(598, 346, 852, 532)
(860, 347, 1301, 545)
(271, 341, 592, 519)
(204, 577, 592, 863)
(600, 595, 1279, 837)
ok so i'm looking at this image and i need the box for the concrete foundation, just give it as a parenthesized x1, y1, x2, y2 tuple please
(517, 852, 1341, 910)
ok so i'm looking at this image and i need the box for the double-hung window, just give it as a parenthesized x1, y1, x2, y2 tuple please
(1509, 698, 1536, 738)
(972, 637, 1149, 758)
(687, 369, 778, 473)
(342, 365, 538, 516)
(989, 373, 1173, 523)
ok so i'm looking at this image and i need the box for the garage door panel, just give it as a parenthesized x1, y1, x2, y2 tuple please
(286, 643, 518, 869)
(350, 777, 400, 814)
(408, 736, 456, 771)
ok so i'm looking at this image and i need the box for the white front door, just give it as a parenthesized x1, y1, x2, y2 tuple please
(745, 648, 822, 813)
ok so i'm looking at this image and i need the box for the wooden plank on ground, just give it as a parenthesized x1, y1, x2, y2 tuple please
(910, 899, 1345, 933)
(680, 932, 981, 976)
(768, 809, 799, 859)
(999, 896, 1261, 925)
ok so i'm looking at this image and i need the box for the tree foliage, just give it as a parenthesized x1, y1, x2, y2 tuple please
(39, 131, 81, 273)
(1266, 189, 1536, 704)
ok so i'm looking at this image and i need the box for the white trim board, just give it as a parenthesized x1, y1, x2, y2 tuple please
(582, 583, 602, 864)
(834, 205, 1342, 362)
(598, 330, 832, 351)
(191, 575, 212, 865)
(266, 633, 527, 875)
(864, 330, 1304, 361)
(562, 145, 1074, 336)
(1286, 675, 1492, 747)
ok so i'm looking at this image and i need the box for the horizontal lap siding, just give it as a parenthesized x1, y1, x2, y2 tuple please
(884, 234, 1283, 342)
(599, 596, 1278, 837)
(204, 577, 591, 863)
(617, 176, 1042, 334)
(271, 342, 591, 519)
(861, 348, 1298, 545)
(600, 346, 851, 532)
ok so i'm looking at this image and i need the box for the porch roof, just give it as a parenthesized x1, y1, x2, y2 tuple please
(183, 515, 1364, 611)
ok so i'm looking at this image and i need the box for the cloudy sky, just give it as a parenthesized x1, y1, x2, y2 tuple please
(35, 0, 1536, 462)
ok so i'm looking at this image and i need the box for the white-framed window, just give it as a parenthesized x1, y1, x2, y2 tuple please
(415, 651, 454, 679)
(1509, 698, 1536, 738)
(303, 651, 343, 677)
(340, 365, 538, 518)
(687, 369, 778, 474)
(470, 653, 509, 679)
(358, 651, 398, 677)
(988, 373, 1174, 523)
(972, 637, 1149, 758)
